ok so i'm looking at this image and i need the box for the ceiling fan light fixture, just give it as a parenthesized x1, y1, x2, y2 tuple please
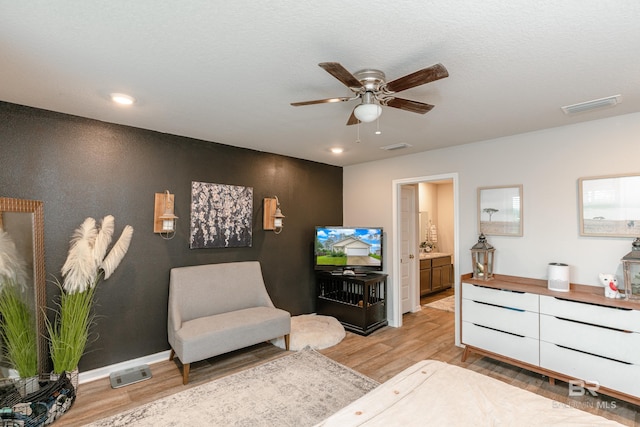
(292, 62, 448, 126)
(354, 103, 382, 123)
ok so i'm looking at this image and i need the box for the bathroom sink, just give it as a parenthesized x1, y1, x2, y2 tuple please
(419, 252, 450, 259)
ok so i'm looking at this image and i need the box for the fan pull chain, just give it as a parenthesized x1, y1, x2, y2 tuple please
(375, 117, 381, 135)
(355, 121, 361, 143)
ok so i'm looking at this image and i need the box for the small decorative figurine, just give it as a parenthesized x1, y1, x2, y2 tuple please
(599, 273, 622, 299)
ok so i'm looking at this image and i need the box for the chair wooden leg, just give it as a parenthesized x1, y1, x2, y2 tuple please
(182, 363, 190, 385)
(284, 334, 290, 351)
(169, 348, 175, 361)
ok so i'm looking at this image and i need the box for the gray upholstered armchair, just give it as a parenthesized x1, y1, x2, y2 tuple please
(168, 261, 290, 384)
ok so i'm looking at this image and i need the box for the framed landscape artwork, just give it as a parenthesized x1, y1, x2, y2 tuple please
(579, 173, 640, 237)
(478, 185, 523, 236)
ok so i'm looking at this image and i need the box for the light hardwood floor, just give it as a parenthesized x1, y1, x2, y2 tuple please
(62, 299, 639, 426)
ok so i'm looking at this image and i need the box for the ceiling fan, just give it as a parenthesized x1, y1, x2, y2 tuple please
(291, 62, 449, 125)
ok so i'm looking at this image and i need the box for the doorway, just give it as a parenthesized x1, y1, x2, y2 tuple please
(417, 179, 455, 306)
(391, 173, 460, 346)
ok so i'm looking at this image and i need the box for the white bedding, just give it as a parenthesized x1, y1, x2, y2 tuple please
(316, 360, 624, 426)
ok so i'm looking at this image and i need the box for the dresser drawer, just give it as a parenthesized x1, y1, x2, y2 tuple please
(419, 259, 431, 269)
(463, 321, 539, 366)
(463, 298, 539, 339)
(540, 314, 640, 365)
(462, 282, 538, 312)
(540, 295, 640, 333)
(432, 256, 451, 267)
(540, 341, 640, 398)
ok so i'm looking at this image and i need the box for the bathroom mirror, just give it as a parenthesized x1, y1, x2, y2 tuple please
(0, 197, 47, 377)
(419, 211, 430, 244)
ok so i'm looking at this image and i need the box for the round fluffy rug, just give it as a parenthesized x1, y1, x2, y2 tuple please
(272, 314, 346, 351)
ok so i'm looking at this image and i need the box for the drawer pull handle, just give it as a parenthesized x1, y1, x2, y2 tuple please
(473, 284, 524, 294)
(555, 344, 631, 365)
(474, 323, 525, 338)
(473, 300, 525, 312)
(554, 297, 632, 311)
(554, 316, 632, 333)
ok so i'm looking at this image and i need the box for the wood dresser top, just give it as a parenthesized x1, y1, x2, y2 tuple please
(461, 273, 640, 310)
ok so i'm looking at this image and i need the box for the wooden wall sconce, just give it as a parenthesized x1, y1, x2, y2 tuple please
(263, 196, 285, 234)
(154, 191, 178, 239)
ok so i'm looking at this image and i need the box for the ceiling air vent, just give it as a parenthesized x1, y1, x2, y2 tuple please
(561, 95, 622, 115)
(380, 142, 412, 151)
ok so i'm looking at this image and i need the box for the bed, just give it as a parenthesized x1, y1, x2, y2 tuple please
(315, 360, 624, 426)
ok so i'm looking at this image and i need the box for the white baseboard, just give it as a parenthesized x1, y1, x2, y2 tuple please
(78, 350, 172, 384)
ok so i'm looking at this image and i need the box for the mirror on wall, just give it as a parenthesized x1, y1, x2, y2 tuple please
(419, 211, 430, 245)
(0, 198, 47, 377)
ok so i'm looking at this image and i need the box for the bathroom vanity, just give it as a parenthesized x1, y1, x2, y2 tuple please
(419, 252, 453, 296)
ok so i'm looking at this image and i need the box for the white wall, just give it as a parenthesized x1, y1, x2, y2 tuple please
(344, 112, 640, 293)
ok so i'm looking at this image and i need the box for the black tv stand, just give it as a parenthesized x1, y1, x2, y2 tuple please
(329, 269, 373, 277)
(316, 271, 388, 336)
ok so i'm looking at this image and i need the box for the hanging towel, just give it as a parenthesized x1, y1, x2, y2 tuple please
(429, 224, 438, 243)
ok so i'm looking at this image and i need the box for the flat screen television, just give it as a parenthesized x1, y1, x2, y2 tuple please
(314, 226, 383, 272)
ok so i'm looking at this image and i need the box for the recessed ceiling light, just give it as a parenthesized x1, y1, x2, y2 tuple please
(110, 93, 136, 106)
(561, 95, 621, 115)
(331, 147, 344, 154)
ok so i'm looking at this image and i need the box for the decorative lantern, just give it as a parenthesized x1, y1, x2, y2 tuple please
(471, 233, 495, 280)
(621, 237, 640, 300)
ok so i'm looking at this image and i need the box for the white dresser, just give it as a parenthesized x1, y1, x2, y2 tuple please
(462, 283, 539, 365)
(539, 295, 640, 398)
(461, 274, 640, 406)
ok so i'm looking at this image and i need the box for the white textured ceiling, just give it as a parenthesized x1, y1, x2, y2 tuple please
(2, 1, 639, 166)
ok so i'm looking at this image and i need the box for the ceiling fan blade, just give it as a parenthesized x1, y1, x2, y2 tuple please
(346, 108, 359, 126)
(386, 98, 435, 114)
(319, 62, 362, 89)
(384, 63, 449, 93)
(290, 97, 352, 106)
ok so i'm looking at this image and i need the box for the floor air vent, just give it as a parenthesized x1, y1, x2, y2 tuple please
(109, 364, 152, 388)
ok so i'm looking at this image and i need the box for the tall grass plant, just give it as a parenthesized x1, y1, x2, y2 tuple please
(46, 279, 98, 373)
(0, 282, 37, 378)
(47, 215, 133, 374)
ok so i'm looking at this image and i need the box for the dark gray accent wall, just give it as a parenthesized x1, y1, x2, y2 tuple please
(0, 101, 343, 371)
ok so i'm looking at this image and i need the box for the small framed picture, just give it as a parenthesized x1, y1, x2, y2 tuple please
(478, 185, 523, 236)
(579, 173, 640, 237)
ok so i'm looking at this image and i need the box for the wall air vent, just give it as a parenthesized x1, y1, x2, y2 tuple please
(561, 95, 622, 115)
(380, 142, 412, 151)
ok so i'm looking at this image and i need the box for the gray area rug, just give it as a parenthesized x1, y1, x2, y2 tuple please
(423, 294, 455, 312)
(86, 347, 378, 427)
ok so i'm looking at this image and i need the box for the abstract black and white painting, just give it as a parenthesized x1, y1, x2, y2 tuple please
(190, 181, 253, 248)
